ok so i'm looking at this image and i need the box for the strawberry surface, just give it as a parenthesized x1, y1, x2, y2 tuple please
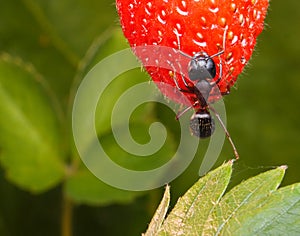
(116, 0, 269, 106)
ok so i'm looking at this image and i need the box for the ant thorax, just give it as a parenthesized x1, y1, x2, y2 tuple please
(194, 79, 213, 102)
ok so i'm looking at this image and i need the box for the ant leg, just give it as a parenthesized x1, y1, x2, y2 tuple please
(211, 27, 228, 86)
(168, 61, 191, 93)
(168, 53, 192, 92)
(175, 105, 194, 120)
(168, 60, 196, 119)
(176, 60, 191, 88)
(212, 56, 223, 85)
(209, 106, 239, 159)
(170, 71, 195, 119)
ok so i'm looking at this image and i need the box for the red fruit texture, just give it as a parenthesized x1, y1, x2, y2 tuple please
(116, 0, 269, 106)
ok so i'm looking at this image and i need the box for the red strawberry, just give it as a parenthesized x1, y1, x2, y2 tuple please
(116, 0, 269, 106)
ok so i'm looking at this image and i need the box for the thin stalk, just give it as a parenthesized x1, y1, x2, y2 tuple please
(61, 195, 73, 236)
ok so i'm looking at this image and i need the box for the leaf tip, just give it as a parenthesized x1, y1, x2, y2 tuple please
(279, 165, 288, 170)
(226, 159, 235, 167)
(165, 184, 170, 194)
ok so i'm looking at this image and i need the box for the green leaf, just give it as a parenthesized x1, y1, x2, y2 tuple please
(0, 0, 117, 101)
(203, 165, 287, 235)
(146, 164, 300, 236)
(0, 54, 64, 193)
(159, 161, 233, 235)
(144, 186, 170, 236)
(64, 167, 143, 205)
(99, 123, 176, 171)
(231, 183, 300, 235)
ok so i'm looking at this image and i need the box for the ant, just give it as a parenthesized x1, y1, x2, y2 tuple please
(169, 28, 239, 159)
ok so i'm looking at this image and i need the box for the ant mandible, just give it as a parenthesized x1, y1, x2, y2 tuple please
(170, 28, 239, 159)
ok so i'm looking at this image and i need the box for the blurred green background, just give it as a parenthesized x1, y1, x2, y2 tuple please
(0, 0, 299, 235)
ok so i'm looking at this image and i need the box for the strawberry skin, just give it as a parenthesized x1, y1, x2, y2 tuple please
(116, 0, 269, 105)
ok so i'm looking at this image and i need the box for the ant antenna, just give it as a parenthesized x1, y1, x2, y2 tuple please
(174, 29, 193, 59)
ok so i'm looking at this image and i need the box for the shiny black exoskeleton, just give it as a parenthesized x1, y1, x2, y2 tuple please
(173, 50, 223, 138)
(171, 29, 239, 159)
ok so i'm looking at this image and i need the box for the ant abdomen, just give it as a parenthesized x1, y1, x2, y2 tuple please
(190, 111, 215, 138)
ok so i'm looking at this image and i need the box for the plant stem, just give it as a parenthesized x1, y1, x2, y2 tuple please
(61, 195, 73, 236)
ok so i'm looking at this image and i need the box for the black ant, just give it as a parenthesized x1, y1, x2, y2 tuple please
(170, 28, 239, 159)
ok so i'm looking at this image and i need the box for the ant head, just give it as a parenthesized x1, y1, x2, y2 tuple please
(190, 110, 215, 138)
(188, 52, 216, 81)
